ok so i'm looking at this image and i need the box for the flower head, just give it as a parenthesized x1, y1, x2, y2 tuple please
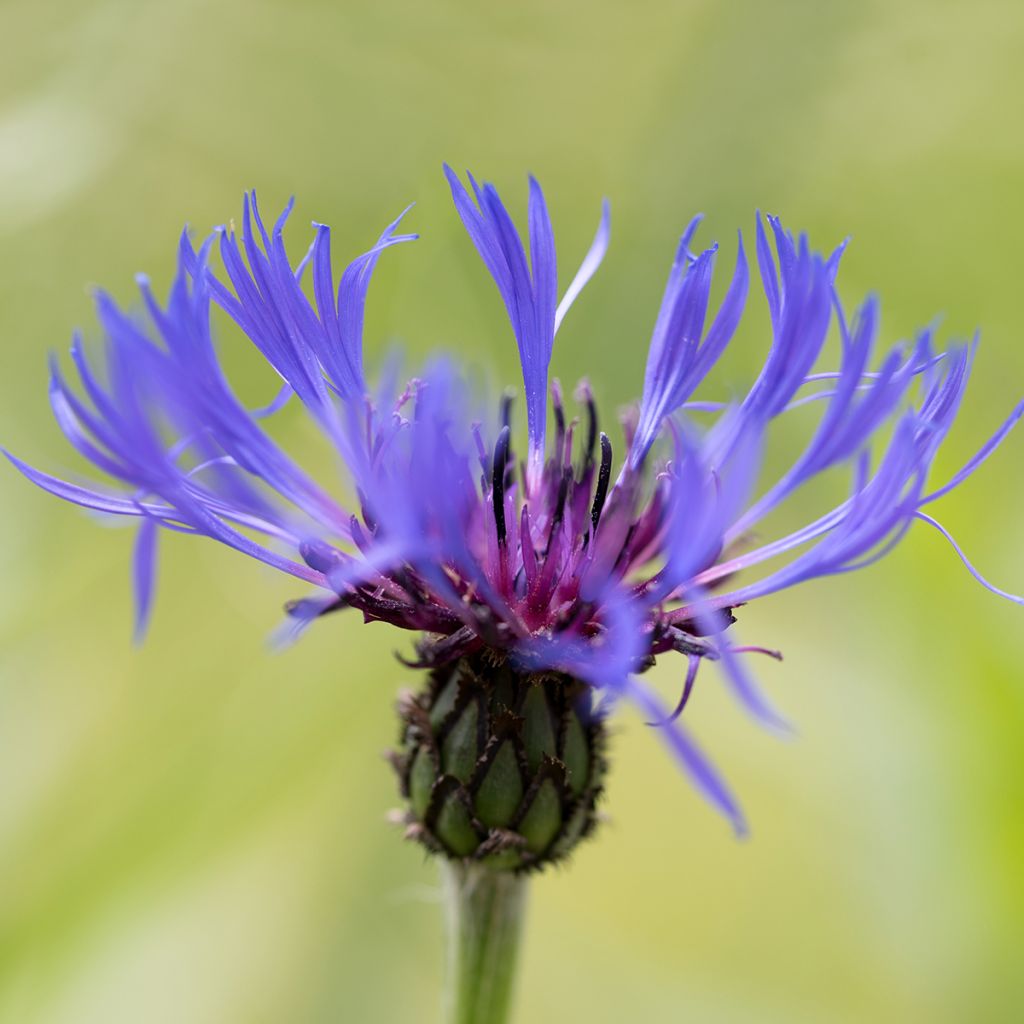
(9, 168, 1021, 834)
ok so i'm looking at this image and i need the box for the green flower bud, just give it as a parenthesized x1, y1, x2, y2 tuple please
(392, 652, 607, 872)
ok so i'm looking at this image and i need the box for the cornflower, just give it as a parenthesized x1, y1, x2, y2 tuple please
(8, 168, 1021, 1020)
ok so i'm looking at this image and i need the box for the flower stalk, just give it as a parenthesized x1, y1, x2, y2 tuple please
(442, 861, 527, 1024)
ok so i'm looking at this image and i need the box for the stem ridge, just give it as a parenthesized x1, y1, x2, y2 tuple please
(442, 862, 527, 1024)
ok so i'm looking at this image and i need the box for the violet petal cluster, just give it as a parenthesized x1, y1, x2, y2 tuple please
(9, 168, 1022, 831)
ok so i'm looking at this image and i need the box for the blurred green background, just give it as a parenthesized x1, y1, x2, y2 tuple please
(2, 1, 1023, 1021)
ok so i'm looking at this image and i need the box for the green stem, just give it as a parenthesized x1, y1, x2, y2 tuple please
(441, 861, 528, 1024)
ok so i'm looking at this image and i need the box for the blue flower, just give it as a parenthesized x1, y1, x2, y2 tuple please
(8, 170, 1022, 833)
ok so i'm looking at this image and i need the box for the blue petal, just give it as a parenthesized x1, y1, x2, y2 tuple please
(914, 512, 1024, 604)
(555, 198, 610, 333)
(445, 166, 565, 470)
(624, 675, 747, 836)
(631, 226, 748, 466)
(132, 517, 158, 644)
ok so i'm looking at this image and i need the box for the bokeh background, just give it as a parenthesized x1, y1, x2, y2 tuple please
(2, 1, 1023, 1021)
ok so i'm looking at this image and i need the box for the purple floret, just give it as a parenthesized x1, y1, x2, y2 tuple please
(8, 169, 1022, 832)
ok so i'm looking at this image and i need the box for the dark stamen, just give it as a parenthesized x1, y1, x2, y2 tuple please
(590, 432, 613, 532)
(500, 391, 514, 432)
(545, 467, 573, 555)
(552, 382, 566, 456)
(582, 393, 598, 477)
(492, 425, 511, 545)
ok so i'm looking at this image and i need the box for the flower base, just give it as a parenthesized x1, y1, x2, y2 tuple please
(392, 651, 608, 871)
